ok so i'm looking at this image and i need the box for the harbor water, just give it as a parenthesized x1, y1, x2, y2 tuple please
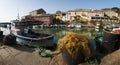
(0, 27, 103, 44)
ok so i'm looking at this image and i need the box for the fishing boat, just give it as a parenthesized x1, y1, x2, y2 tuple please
(102, 29, 120, 53)
(10, 20, 54, 47)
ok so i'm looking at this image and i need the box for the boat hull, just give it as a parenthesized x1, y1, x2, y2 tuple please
(102, 29, 120, 53)
(14, 34, 54, 47)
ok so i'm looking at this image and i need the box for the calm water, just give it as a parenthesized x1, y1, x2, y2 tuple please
(33, 28, 103, 43)
(0, 27, 103, 43)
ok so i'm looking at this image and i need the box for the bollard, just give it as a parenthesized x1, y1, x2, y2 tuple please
(3, 35, 16, 45)
(0, 31, 3, 36)
(61, 47, 85, 65)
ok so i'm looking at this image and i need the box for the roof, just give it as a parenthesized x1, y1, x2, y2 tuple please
(29, 8, 46, 14)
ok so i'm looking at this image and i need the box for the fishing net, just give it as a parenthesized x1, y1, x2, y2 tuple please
(57, 32, 91, 60)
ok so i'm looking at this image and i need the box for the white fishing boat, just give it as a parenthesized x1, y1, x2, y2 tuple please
(10, 20, 54, 47)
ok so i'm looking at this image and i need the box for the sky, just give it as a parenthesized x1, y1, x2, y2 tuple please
(0, 0, 120, 22)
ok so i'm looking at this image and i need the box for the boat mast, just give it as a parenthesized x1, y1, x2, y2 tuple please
(17, 12, 20, 21)
(17, 9, 20, 21)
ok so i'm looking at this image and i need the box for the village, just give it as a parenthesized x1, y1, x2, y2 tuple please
(0, 6, 120, 65)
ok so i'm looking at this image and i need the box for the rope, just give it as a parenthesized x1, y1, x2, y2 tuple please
(26, 37, 53, 57)
(87, 56, 100, 65)
(37, 46, 53, 57)
(28, 45, 53, 57)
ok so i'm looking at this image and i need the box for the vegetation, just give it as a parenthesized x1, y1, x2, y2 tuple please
(52, 18, 68, 25)
(102, 7, 120, 13)
(111, 7, 120, 13)
(74, 15, 81, 22)
(80, 21, 88, 24)
(89, 20, 96, 25)
(89, 20, 109, 26)
(111, 16, 118, 19)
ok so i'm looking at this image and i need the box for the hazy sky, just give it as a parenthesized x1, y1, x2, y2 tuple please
(0, 0, 120, 22)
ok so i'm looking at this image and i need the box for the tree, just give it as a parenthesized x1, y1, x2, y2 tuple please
(52, 18, 61, 24)
(52, 18, 66, 25)
(111, 16, 118, 19)
(111, 7, 120, 13)
(74, 15, 80, 22)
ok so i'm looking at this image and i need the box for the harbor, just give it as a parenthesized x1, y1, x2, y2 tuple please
(0, 24, 120, 65)
(0, 13, 120, 65)
(0, 1, 120, 64)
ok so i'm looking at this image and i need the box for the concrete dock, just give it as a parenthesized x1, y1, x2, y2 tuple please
(0, 44, 120, 65)
(0, 45, 52, 65)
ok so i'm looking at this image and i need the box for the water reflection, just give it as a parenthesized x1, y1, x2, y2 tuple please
(34, 28, 103, 43)
(0, 27, 103, 43)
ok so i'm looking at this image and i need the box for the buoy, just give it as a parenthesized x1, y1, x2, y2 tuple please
(3, 35, 16, 45)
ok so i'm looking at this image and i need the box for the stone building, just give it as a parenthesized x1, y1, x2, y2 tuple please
(32, 14, 53, 25)
(66, 9, 119, 22)
(21, 8, 53, 25)
(29, 8, 46, 16)
(55, 11, 62, 19)
(54, 11, 67, 21)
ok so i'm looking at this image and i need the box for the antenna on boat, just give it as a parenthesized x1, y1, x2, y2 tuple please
(17, 13, 20, 21)
(17, 9, 20, 21)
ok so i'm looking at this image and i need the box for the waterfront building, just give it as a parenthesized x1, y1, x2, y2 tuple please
(61, 12, 67, 21)
(118, 14, 120, 20)
(21, 8, 119, 25)
(21, 8, 53, 25)
(29, 8, 46, 16)
(66, 8, 119, 22)
(103, 10, 118, 18)
(32, 14, 53, 25)
(55, 11, 62, 20)
(21, 15, 32, 20)
(54, 11, 67, 21)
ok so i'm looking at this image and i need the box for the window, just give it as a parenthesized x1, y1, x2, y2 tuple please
(68, 12, 71, 15)
(75, 12, 76, 15)
(95, 14, 99, 16)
